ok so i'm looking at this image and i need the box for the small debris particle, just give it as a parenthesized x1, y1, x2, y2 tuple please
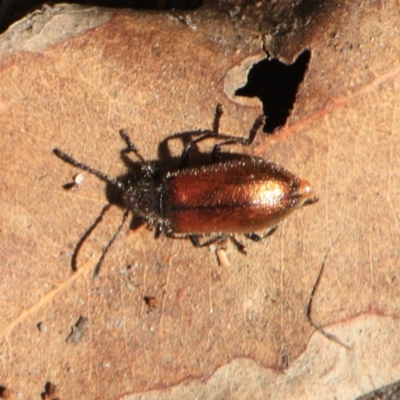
(0, 386, 12, 399)
(62, 173, 84, 190)
(143, 296, 157, 312)
(37, 321, 47, 333)
(66, 316, 89, 345)
(41, 382, 59, 400)
(216, 248, 230, 267)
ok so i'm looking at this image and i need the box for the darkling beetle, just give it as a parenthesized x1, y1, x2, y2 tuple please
(54, 105, 318, 278)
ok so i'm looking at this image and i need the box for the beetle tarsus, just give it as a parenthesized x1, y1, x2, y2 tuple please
(154, 224, 164, 239)
(245, 226, 278, 242)
(229, 235, 247, 254)
(213, 103, 224, 133)
(249, 115, 266, 142)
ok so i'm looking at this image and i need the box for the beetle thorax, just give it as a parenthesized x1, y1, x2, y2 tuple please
(125, 179, 163, 220)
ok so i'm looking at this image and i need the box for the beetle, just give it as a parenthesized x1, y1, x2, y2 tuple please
(54, 105, 318, 278)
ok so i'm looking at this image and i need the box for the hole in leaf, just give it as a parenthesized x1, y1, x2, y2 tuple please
(235, 49, 311, 134)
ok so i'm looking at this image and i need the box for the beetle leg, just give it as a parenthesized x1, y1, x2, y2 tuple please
(119, 129, 146, 163)
(245, 226, 278, 242)
(212, 115, 265, 160)
(189, 234, 226, 248)
(163, 231, 226, 247)
(119, 129, 156, 176)
(212, 103, 224, 133)
(179, 104, 224, 168)
(228, 235, 247, 254)
(154, 223, 164, 239)
(69, 204, 112, 273)
(92, 207, 130, 279)
(179, 130, 218, 167)
(180, 107, 265, 164)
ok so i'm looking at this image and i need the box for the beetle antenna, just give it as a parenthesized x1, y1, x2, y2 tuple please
(93, 207, 130, 279)
(53, 148, 125, 190)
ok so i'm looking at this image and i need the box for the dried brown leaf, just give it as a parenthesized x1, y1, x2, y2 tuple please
(1, 1, 400, 399)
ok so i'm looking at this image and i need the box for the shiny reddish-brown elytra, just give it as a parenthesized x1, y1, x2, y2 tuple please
(54, 105, 318, 278)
